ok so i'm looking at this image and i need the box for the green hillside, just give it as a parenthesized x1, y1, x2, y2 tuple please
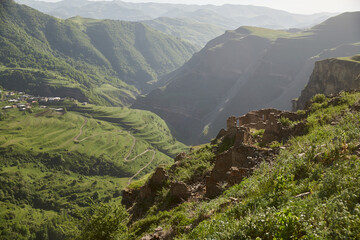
(0, 0, 197, 106)
(0, 94, 187, 239)
(122, 91, 360, 239)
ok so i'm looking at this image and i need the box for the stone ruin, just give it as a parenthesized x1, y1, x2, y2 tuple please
(219, 108, 306, 144)
(122, 162, 192, 211)
(206, 108, 307, 198)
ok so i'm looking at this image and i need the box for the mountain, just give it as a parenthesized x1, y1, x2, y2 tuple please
(15, 0, 336, 47)
(15, 0, 336, 29)
(142, 17, 226, 48)
(134, 12, 360, 144)
(0, 0, 197, 106)
(295, 54, 360, 110)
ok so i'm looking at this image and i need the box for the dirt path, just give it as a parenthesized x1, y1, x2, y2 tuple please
(74, 118, 122, 143)
(127, 150, 156, 185)
(73, 118, 88, 142)
(74, 117, 156, 185)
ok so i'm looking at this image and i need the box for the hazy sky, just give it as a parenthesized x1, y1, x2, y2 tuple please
(40, 0, 360, 14)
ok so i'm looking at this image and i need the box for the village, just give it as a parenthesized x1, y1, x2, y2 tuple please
(0, 89, 84, 112)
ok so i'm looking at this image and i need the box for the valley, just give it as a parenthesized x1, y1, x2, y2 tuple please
(1, 0, 360, 239)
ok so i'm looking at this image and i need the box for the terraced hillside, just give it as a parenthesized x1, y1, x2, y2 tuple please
(0, 97, 187, 239)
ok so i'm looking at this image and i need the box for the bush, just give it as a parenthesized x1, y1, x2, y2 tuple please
(312, 94, 326, 103)
(251, 129, 265, 138)
(279, 117, 292, 127)
(75, 204, 129, 240)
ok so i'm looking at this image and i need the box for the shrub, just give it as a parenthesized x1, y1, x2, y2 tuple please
(75, 204, 129, 240)
(312, 94, 326, 103)
(279, 117, 292, 127)
(251, 129, 265, 138)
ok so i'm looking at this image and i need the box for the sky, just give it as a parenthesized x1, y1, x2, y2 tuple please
(39, 0, 360, 14)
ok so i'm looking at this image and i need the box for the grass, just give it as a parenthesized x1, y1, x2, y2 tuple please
(240, 26, 312, 41)
(337, 54, 360, 63)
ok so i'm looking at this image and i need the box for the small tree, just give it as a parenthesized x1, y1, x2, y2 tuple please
(76, 203, 129, 240)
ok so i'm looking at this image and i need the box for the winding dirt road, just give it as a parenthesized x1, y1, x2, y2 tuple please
(74, 117, 156, 184)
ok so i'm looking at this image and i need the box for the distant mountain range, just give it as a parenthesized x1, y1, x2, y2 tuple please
(15, 0, 337, 47)
(134, 12, 360, 144)
(0, 0, 196, 106)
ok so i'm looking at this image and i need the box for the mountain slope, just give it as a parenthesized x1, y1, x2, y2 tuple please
(134, 12, 360, 144)
(117, 91, 360, 239)
(0, 0, 197, 105)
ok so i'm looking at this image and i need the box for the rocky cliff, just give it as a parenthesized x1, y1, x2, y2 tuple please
(295, 55, 360, 110)
(134, 12, 360, 144)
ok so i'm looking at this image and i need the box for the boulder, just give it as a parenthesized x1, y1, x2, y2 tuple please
(138, 184, 152, 200)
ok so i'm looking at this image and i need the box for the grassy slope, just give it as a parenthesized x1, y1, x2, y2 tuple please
(0, 99, 187, 239)
(127, 92, 360, 239)
(69, 104, 187, 157)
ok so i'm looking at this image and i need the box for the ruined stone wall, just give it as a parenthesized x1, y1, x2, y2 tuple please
(237, 108, 282, 128)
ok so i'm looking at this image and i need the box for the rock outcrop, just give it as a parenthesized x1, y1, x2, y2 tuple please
(206, 108, 307, 198)
(295, 56, 360, 110)
(170, 182, 191, 201)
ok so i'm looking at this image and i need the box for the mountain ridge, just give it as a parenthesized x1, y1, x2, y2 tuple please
(134, 12, 360, 144)
(0, 0, 197, 106)
(15, 0, 337, 47)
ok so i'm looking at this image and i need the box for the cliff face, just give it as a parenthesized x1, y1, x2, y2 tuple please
(134, 12, 360, 145)
(296, 56, 360, 110)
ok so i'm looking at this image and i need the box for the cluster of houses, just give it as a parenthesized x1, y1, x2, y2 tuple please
(1, 90, 68, 112)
